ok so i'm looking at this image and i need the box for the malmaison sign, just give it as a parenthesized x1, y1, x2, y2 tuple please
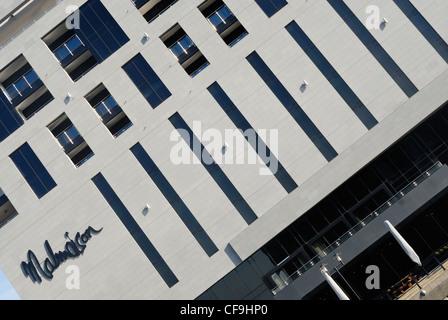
(20, 226, 102, 283)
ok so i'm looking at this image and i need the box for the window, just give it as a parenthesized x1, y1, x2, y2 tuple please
(122, 53, 171, 108)
(246, 51, 338, 162)
(130, 143, 218, 257)
(0, 55, 54, 119)
(169, 112, 258, 225)
(9, 143, 57, 199)
(161, 24, 209, 77)
(5, 70, 40, 101)
(131, 0, 179, 23)
(0, 190, 18, 228)
(255, 0, 287, 17)
(393, 0, 448, 63)
(199, 0, 248, 46)
(85, 84, 132, 137)
(327, 0, 418, 98)
(92, 172, 179, 288)
(43, 24, 97, 82)
(42, 0, 129, 81)
(207, 82, 297, 193)
(48, 114, 94, 167)
(52, 34, 86, 65)
(0, 89, 23, 142)
(285, 21, 378, 130)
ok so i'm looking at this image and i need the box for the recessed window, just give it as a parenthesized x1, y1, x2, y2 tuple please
(43, 24, 97, 82)
(161, 24, 209, 77)
(131, 0, 179, 23)
(85, 84, 132, 138)
(199, 0, 248, 47)
(42, 0, 129, 82)
(48, 114, 94, 167)
(0, 55, 54, 119)
(0, 190, 18, 228)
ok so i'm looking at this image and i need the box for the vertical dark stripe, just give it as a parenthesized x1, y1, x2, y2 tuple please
(76, 0, 129, 63)
(285, 21, 378, 130)
(169, 112, 258, 225)
(122, 54, 172, 109)
(207, 82, 298, 193)
(393, 0, 448, 63)
(0, 91, 23, 142)
(130, 143, 218, 257)
(10, 143, 57, 199)
(91, 173, 179, 288)
(246, 51, 338, 162)
(327, 0, 418, 98)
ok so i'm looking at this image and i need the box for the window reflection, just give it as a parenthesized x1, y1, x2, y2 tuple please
(208, 5, 233, 29)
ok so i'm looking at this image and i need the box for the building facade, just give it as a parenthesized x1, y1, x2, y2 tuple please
(0, 0, 447, 300)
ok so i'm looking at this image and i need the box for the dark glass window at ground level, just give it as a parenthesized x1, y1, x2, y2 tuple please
(197, 99, 448, 300)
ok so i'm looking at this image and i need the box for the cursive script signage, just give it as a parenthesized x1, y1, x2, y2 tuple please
(20, 226, 102, 283)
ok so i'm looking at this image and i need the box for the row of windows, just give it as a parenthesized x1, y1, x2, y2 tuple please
(0, 0, 260, 147)
(131, 0, 285, 26)
(3, 0, 442, 209)
(2, 0, 444, 218)
(130, 0, 286, 77)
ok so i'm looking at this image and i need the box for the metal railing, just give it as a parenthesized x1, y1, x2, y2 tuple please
(271, 161, 444, 295)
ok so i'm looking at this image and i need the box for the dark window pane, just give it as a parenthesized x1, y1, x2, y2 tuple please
(92, 173, 178, 287)
(10, 143, 57, 198)
(255, 0, 287, 17)
(263, 240, 288, 265)
(246, 51, 337, 161)
(208, 82, 297, 193)
(130, 143, 217, 256)
(285, 21, 377, 130)
(276, 229, 301, 254)
(76, 0, 129, 63)
(327, 0, 418, 98)
(393, 0, 448, 63)
(169, 112, 258, 225)
(123, 54, 171, 109)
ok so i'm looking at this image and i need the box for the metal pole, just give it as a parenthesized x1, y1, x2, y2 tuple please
(333, 265, 362, 300)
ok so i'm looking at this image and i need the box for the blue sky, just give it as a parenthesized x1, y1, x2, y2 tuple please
(0, 269, 20, 300)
